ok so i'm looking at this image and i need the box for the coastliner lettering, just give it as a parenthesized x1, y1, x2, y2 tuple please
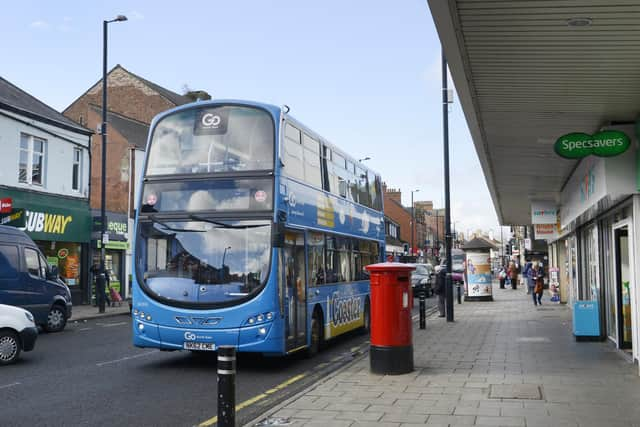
(330, 293, 361, 327)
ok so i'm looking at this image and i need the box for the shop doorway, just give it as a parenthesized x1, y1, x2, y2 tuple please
(614, 226, 633, 350)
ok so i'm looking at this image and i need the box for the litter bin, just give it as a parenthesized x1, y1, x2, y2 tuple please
(365, 262, 415, 375)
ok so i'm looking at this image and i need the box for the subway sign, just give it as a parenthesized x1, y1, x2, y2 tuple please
(554, 130, 630, 159)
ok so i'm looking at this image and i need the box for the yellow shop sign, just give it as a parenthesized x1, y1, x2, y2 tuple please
(24, 210, 73, 235)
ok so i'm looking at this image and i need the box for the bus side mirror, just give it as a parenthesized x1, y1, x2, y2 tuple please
(272, 222, 285, 248)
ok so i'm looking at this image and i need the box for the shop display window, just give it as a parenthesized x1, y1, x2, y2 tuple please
(37, 241, 82, 286)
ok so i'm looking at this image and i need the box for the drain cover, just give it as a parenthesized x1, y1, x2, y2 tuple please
(255, 417, 293, 426)
(489, 384, 542, 400)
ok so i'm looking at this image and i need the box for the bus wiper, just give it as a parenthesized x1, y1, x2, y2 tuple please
(146, 214, 203, 233)
(188, 215, 266, 229)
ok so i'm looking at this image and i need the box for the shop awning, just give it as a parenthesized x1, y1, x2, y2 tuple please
(427, 1, 640, 225)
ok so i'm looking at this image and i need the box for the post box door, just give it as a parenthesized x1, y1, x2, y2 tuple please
(283, 231, 307, 351)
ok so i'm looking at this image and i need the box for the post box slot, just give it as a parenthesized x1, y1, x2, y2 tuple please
(397, 276, 408, 282)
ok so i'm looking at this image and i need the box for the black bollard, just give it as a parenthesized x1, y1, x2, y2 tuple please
(419, 292, 426, 329)
(96, 273, 106, 313)
(456, 283, 462, 304)
(217, 346, 236, 427)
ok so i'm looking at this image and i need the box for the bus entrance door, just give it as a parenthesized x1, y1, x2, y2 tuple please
(284, 231, 307, 351)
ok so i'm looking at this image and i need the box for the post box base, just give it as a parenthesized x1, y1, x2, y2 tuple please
(370, 345, 414, 375)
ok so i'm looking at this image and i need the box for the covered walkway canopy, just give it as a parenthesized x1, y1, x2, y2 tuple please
(427, 0, 640, 225)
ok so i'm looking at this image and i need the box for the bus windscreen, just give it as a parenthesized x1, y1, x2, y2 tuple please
(136, 219, 271, 305)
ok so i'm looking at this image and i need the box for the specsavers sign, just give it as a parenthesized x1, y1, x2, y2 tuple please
(1, 189, 90, 242)
(554, 130, 630, 159)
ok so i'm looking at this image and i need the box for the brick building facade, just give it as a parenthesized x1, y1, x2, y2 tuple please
(62, 65, 191, 299)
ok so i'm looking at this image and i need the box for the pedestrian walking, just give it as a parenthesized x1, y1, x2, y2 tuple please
(508, 261, 518, 290)
(524, 260, 538, 305)
(499, 265, 506, 289)
(534, 261, 545, 306)
(434, 267, 446, 317)
(523, 259, 533, 294)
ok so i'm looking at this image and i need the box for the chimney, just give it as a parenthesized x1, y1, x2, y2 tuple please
(385, 187, 402, 205)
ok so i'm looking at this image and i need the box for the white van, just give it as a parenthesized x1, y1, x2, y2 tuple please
(0, 304, 38, 365)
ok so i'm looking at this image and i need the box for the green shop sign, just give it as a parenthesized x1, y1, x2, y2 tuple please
(554, 130, 630, 159)
(0, 188, 91, 242)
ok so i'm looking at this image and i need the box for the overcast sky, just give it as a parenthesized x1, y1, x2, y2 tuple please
(1, 0, 509, 240)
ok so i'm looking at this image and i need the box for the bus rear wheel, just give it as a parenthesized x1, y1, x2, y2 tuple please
(307, 311, 322, 357)
(361, 300, 371, 334)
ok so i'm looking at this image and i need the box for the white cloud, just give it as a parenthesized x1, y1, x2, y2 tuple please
(129, 10, 145, 20)
(29, 20, 49, 29)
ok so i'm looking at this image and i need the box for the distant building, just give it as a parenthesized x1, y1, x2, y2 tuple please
(0, 76, 92, 304)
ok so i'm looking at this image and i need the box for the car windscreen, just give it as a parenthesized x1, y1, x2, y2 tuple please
(145, 105, 274, 175)
(136, 218, 271, 306)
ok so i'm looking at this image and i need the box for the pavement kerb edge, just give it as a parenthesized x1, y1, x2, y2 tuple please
(71, 311, 131, 323)
(242, 306, 442, 427)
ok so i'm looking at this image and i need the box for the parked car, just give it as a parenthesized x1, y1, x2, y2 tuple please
(410, 263, 435, 297)
(0, 225, 72, 332)
(0, 304, 38, 365)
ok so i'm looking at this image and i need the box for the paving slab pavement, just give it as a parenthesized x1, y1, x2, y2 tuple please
(250, 283, 640, 426)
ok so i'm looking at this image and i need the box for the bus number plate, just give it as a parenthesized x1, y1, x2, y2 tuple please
(183, 342, 216, 351)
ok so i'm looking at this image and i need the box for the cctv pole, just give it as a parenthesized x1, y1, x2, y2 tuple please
(442, 49, 454, 322)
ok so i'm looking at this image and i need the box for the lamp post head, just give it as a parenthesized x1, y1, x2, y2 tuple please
(107, 15, 128, 23)
(358, 156, 371, 162)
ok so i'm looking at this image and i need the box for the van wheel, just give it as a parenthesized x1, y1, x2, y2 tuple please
(0, 330, 21, 365)
(45, 305, 67, 332)
(307, 311, 322, 358)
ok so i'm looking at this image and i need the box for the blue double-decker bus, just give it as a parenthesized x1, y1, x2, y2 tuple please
(132, 100, 384, 356)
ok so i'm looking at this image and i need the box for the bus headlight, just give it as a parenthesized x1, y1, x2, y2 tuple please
(248, 317, 256, 324)
(258, 327, 267, 335)
(146, 315, 152, 321)
(133, 309, 139, 315)
(138, 323, 145, 331)
(266, 312, 273, 320)
(256, 314, 264, 322)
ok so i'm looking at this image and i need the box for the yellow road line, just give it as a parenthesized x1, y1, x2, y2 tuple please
(198, 373, 307, 426)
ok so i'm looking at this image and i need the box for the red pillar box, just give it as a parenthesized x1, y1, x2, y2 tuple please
(365, 262, 415, 375)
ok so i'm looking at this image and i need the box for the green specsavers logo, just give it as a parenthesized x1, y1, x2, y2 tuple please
(554, 130, 630, 159)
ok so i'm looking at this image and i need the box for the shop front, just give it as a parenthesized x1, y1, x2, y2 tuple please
(0, 187, 91, 305)
(556, 138, 638, 360)
(91, 211, 130, 302)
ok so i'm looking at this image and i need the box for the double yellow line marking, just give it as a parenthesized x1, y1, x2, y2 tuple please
(198, 373, 306, 426)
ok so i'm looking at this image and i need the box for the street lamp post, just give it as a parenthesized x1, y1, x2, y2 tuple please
(442, 49, 454, 322)
(97, 14, 127, 313)
(358, 156, 371, 162)
(411, 189, 419, 256)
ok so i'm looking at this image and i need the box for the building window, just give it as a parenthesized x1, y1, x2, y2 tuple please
(72, 148, 82, 191)
(19, 133, 46, 186)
